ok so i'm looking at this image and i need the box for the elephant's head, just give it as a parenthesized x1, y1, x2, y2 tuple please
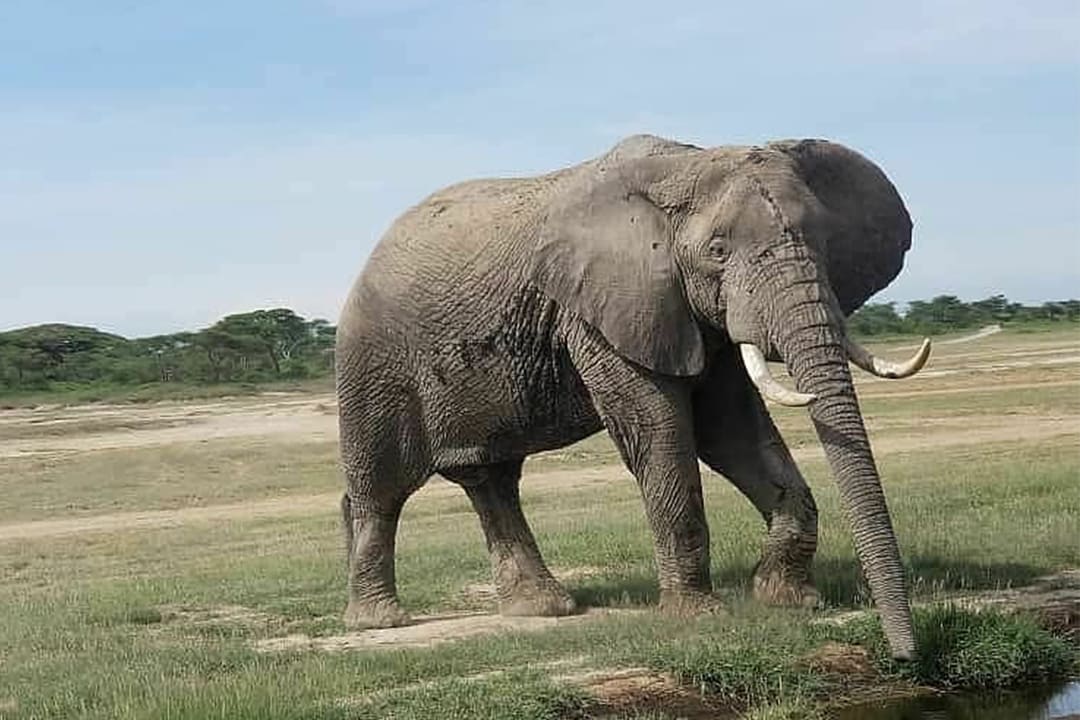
(533, 135, 930, 659)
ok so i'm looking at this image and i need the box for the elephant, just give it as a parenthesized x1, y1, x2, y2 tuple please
(335, 134, 931, 660)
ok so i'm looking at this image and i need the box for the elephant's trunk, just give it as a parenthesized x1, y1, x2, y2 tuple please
(770, 278, 916, 660)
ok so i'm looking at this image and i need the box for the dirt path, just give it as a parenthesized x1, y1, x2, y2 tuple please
(859, 378, 1080, 400)
(892, 324, 1003, 352)
(929, 343, 1080, 364)
(3, 325, 1075, 459)
(254, 608, 640, 653)
(5, 354, 1076, 458)
(0, 493, 339, 541)
(0, 399, 338, 458)
(930, 324, 1002, 345)
(0, 464, 617, 541)
(1, 414, 1075, 542)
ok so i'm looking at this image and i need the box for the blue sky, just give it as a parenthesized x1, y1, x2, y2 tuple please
(2, 1, 1077, 336)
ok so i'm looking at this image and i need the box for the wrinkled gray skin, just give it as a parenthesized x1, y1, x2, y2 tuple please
(337, 135, 917, 659)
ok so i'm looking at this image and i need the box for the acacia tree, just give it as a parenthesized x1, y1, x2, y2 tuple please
(210, 309, 310, 375)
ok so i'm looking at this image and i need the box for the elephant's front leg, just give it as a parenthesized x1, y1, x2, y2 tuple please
(704, 434, 820, 608)
(693, 355, 820, 608)
(571, 337, 718, 613)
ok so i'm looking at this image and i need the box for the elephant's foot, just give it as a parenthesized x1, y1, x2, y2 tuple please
(752, 566, 820, 609)
(343, 597, 411, 629)
(658, 588, 727, 617)
(499, 580, 577, 617)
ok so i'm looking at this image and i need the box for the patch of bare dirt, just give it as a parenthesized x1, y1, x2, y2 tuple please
(0, 465, 629, 541)
(818, 569, 1080, 638)
(829, 414, 1079, 458)
(459, 566, 605, 606)
(564, 667, 731, 719)
(859, 379, 1080, 400)
(0, 492, 340, 541)
(162, 603, 284, 630)
(939, 345, 1080, 363)
(940, 354, 1080, 374)
(0, 416, 196, 443)
(951, 569, 1080, 640)
(907, 324, 1002, 347)
(253, 607, 641, 653)
(799, 642, 875, 677)
(0, 394, 338, 458)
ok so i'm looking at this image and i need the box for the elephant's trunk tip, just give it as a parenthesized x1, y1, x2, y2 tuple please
(887, 630, 917, 662)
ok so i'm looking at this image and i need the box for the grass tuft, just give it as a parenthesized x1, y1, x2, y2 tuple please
(124, 607, 164, 625)
(353, 670, 589, 720)
(651, 640, 825, 708)
(835, 605, 1078, 689)
(741, 699, 828, 720)
(623, 616, 830, 712)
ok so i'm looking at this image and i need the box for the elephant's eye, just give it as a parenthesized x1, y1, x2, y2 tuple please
(707, 231, 731, 259)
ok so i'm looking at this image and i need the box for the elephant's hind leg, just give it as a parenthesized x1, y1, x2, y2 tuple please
(339, 393, 428, 630)
(444, 460, 576, 617)
(341, 491, 413, 629)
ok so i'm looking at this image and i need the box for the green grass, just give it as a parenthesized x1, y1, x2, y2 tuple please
(1, 335, 1078, 719)
(635, 614, 829, 707)
(0, 439, 341, 523)
(354, 671, 588, 720)
(837, 605, 1078, 690)
(630, 606, 1078, 717)
(0, 437, 1077, 718)
(1003, 320, 1080, 335)
(859, 382, 1080, 418)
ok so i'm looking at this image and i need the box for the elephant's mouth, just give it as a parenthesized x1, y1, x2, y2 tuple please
(738, 337, 932, 406)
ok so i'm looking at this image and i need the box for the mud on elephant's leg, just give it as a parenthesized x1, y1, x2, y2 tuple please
(342, 492, 412, 629)
(453, 460, 576, 617)
(740, 445, 820, 609)
(615, 429, 721, 616)
(694, 377, 820, 609)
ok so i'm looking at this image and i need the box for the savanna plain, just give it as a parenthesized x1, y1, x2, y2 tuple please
(1, 327, 1078, 719)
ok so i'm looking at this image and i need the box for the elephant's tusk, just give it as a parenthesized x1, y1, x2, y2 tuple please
(845, 337, 931, 379)
(739, 344, 817, 407)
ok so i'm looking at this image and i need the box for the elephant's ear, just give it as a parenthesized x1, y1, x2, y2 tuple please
(531, 167, 705, 377)
(770, 139, 913, 315)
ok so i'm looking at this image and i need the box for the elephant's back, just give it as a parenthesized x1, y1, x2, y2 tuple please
(343, 134, 701, 328)
(337, 133, 702, 346)
(368, 172, 560, 279)
(337, 169, 572, 352)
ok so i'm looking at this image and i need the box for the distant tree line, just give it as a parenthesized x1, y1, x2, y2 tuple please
(848, 295, 1080, 336)
(0, 309, 336, 393)
(1, 296, 1077, 395)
